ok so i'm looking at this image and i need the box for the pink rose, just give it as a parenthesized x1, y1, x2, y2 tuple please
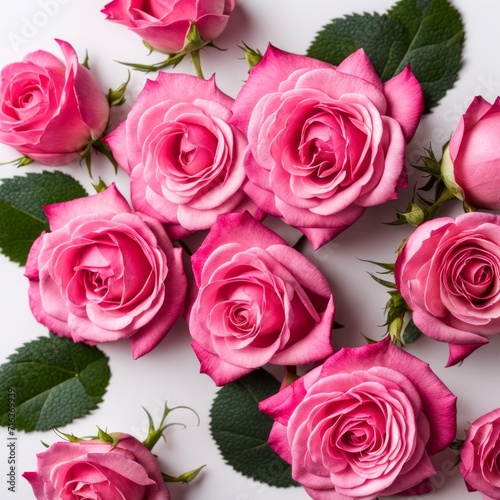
(231, 45, 424, 249)
(259, 338, 457, 500)
(25, 184, 186, 358)
(0, 39, 109, 166)
(105, 72, 261, 240)
(395, 212, 500, 366)
(102, 0, 235, 55)
(23, 433, 169, 499)
(441, 96, 500, 210)
(188, 212, 335, 386)
(460, 408, 500, 499)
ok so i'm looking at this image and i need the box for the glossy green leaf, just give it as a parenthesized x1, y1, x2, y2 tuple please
(210, 369, 297, 488)
(307, 0, 464, 112)
(0, 335, 111, 432)
(0, 171, 87, 265)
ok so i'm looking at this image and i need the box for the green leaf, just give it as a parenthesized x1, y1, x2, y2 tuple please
(402, 317, 423, 345)
(308, 12, 405, 78)
(210, 369, 298, 488)
(0, 335, 111, 432)
(307, 0, 464, 112)
(0, 171, 87, 265)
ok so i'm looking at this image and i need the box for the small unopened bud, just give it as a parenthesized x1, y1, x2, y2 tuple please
(107, 72, 130, 108)
(239, 42, 263, 70)
(400, 202, 426, 227)
(97, 427, 118, 446)
(388, 316, 404, 346)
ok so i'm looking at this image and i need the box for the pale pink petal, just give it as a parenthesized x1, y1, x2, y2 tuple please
(56, 39, 109, 138)
(232, 44, 333, 134)
(337, 48, 383, 90)
(190, 341, 253, 385)
(129, 21, 191, 54)
(383, 65, 424, 141)
(355, 116, 406, 207)
(196, 13, 231, 41)
(447, 342, 487, 367)
(130, 247, 186, 358)
(191, 212, 287, 280)
(103, 121, 131, 174)
(321, 338, 457, 455)
(44, 184, 131, 230)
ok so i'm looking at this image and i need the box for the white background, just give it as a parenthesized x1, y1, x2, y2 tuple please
(0, 1, 499, 499)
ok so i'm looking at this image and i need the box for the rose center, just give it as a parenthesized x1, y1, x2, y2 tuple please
(450, 250, 497, 303)
(227, 301, 259, 338)
(277, 100, 369, 199)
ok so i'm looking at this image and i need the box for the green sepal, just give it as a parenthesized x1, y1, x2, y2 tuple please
(107, 71, 131, 108)
(0, 155, 34, 168)
(450, 438, 465, 451)
(53, 428, 83, 443)
(92, 139, 118, 174)
(119, 24, 208, 75)
(388, 201, 427, 227)
(366, 261, 412, 347)
(142, 40, 155, 55)
(368, 272, 397, 290)
(162, 465, 206, 484)
(81, 50, 90, 70)
(413, 145, 444, 179)
(361, 333, 380, 345)
(80, 137, 119, 177)
(360, 260, 395, 274)
(91, 177, 108, 193)
(94, 427, 122, 449)
(117, 53, 186, 74)
(238, 42, 263, 71)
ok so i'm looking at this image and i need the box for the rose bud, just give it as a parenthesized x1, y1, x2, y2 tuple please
(102, 0, 235, 56)
(441, 95, 500, 210)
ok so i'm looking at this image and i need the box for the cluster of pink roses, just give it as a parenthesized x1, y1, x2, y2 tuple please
(2, 0, 500, 499)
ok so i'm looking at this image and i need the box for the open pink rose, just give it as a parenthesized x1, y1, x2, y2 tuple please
(0, 39, 109, 166)
(105, 72, 260, 240)
(460, 408, 500, 499)
(232, 45, 424, 249)
(188, 212, 335, 385)
(23, 433, 169, 500)
(259, 338, 457, 500)
(395, 212, 500, 366)
(25, 184, 186, 358)
(102, 0, 235, 55)
(441, 96, 500, 210)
